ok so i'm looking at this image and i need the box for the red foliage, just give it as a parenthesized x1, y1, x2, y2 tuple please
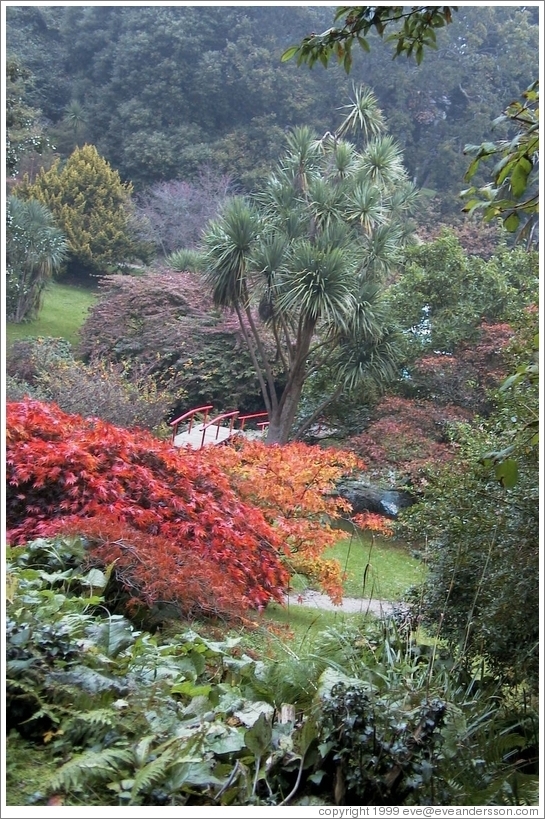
(347, 396, 473, 485)
(6, 400, 289, 615)
(411, 322, 514, 413)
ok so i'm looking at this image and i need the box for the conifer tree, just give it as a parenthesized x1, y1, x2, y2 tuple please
(18, 144, 140, 278)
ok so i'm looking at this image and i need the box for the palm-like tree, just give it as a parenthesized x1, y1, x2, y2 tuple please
(201, 86, 416, 443)
(6, 196, 68, 323)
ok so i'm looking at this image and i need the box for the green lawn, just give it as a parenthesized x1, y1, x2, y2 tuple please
(324, 532, 425, 600)
(246, 532, 426, 653)
(6, 282, 97, 348)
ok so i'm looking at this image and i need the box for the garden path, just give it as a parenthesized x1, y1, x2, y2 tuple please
(284, 590, 395, 616)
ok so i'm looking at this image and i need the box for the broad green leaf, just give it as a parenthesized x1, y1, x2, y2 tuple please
(299, 715, 319, 755)
(510, 156, 532, 198)
(171, 681, 212, 697)
(90, 616, 135, 658)
(281, 46, 299, 62)
(356, 36, 370, 52)
(495, 459, 519, 488)
(244, 711, 272, 757)
(503, 212, 520, 232)
(205, 724, 245, 755)
(81, 568, 107, 589)
(234, 700, 274, 727)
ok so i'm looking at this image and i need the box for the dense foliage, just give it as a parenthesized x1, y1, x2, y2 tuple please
(6, 337, 172, 432)
(387, 232, 538, 355)
(282, 6, 457, 70)
(6, 537, 538, 806)
(6, 400, 368, 617)
(6, 400, 288, 615)
(133, 168, 233, 256)
(6, 195, 68, 323)
(5, 5, 538, 216)
(77, 270, 271, 414)
(17, 145, 143, 279)
(200, 88, 416, 443)
(4, 5, 540, 808)
(396, 373, 539, 685)
(208, 440, 361, 601)
(463, 80, 539, 247)
(5, 57, 49, 176)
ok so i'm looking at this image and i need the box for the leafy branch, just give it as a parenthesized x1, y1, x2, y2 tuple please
(282, 6, 457, 72)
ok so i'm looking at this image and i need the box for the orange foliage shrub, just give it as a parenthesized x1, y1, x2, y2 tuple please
(352, 512, 394, 537)
(204, 440, 363, 603)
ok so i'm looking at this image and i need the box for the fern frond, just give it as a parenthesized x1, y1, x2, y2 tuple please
(64, 708, 115, 729)
(130, 748, 178, 803)
(49, 746, 133, 792)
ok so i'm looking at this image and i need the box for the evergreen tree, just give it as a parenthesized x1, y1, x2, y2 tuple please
(17, 144, 141, 279)
(201, 86, 416, 444)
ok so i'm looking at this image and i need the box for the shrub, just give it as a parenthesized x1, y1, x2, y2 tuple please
(78, 270, 274, 412)
(347, 395, 473, 487)
(396, 418, 539, 685)
(6, 400, 289, 616)
(206, 439, 362, 601)
(7, 337, 171, 432)
(16, 144, 144, 279)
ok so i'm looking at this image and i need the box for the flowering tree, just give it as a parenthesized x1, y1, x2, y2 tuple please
(133, 167, 233, 256)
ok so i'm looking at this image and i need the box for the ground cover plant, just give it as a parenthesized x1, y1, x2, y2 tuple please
(5, 535, 538, 807)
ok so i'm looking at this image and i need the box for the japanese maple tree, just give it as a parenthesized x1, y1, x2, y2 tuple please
(6, 400, 289, 616)
(205, 440, 363, 602)
(6, 400, 369, 616)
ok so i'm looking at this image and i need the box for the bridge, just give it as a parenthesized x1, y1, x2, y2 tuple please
(170, 405, 269, 450)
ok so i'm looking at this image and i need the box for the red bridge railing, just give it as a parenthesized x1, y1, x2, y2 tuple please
(170, 405, 213, 444)
(170, 406, 269, 449)
(199, 410, 240, 449)
(237, 411, 269, 431)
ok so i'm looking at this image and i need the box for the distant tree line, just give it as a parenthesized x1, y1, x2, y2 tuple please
(6, 4, 538, 218)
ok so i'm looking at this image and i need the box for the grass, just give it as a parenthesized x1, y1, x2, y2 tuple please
(234, 531, 427, 656)
(324, 531, 425, 600)
(5, 281, 97, 348)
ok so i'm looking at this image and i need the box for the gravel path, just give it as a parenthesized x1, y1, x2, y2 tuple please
(284, 590, 395, 617)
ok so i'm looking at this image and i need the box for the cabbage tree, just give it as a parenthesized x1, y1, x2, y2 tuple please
(6, 196, 68, 323)
(202, 86, 417, 443)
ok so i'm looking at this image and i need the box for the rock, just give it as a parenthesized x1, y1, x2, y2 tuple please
(335, 478, 415, 519)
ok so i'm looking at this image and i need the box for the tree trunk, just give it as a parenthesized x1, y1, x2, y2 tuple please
(265, 320, 314, 444)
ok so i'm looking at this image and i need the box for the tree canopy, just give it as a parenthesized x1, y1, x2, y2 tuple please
(198, 86, 417, 443)
(6, 5, 538, 219)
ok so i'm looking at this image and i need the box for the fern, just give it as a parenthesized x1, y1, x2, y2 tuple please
(63, 707, 115, 730)
(129, 748, 178, 803)
(49, 746, 133, 792)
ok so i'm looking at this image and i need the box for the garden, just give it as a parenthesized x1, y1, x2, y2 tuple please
(4, 4, 539, 810)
